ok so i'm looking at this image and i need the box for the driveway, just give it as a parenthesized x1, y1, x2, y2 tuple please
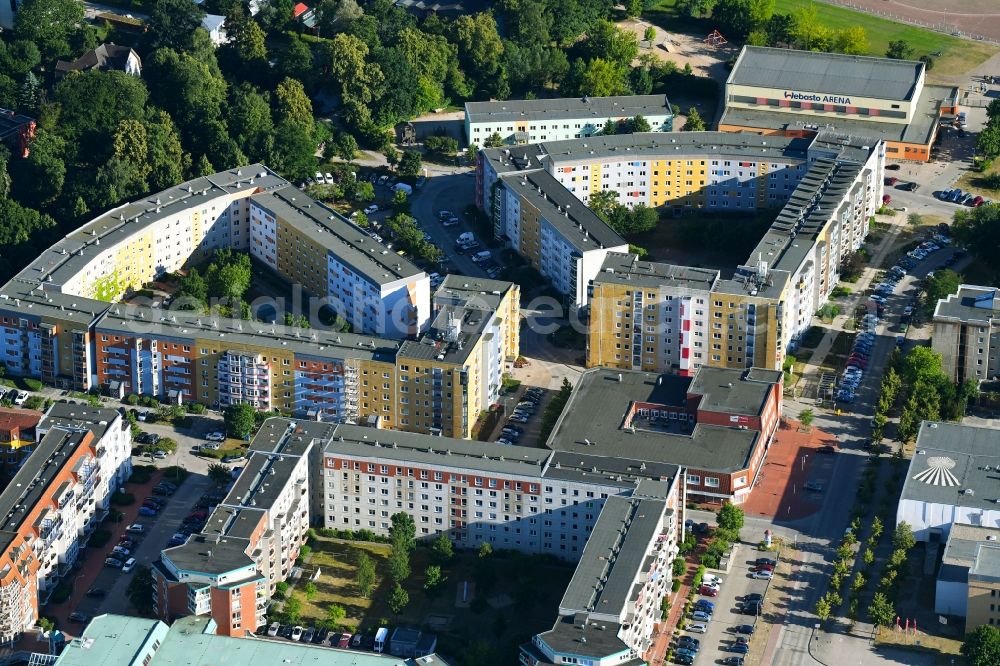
(408, 171, 487, 278)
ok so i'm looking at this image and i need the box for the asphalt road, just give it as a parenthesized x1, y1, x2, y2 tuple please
(408, 171, 488, 279)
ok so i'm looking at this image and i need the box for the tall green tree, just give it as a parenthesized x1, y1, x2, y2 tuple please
(867, 592, 895, 630)
(390, 512, 417, 550)
(13, 0, 84, 60)
(682, 107, 706, 131)
(149, 0, 207, 52)
(10, 129, 66, 208)
(356, 551, 376, 597)
(885, 39, 914, 60)
(388, 583, 409, 614)
(227, 84, 274, 163)
(717, 503, 745, 532)
(223, 402, 257, 438)
(962, 625, 1000, 666)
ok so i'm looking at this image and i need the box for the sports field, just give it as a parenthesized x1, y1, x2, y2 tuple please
(647, 0, 996, 80)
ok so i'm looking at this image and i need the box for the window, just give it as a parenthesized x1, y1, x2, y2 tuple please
(704, 477, 720, 488)
(687, 474, 701, 485)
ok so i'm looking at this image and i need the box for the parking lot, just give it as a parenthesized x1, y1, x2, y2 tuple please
(672, 543, 774, 665)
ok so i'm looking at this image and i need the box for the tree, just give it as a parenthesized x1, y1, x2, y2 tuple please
(799, 409, 814, 430)
(326, 603, 346, 626)
(834, 26, 868, 55)
(714, 0, 775, 40)
(302, 581, 317, 600)
(149, 0, 207, 52)
(579, 58, 628, 97)
(208, 463, 231, 487)
(644, 25, 657, 45)
(451, 12, 506, 97)
(356, 552, 376, 597)
(717, 503, 745, 533)
(227, 84, 274, 164)
(923, 269, 962, 315)
(871, 516, 884, 539)
(589, 190, 621, 221)
(224, 403, 257, 439)
(275, 77, 314, 127)
(483, 132, 505, 148)
(962, 625, 1000, 666)
(126, 565, 155, 614)
(221, 5, 267, 75)
(383, 145, 400, 168)
(630, 115, 652, 133)
(13, 0, 84, 60)
(337, 133, 358, 162)
(862, 548, 875, 566)
(432, 533, 454, 562)
(886, 40, 914, 60)
(682, 107, 706, 131)
(867, 592, 895, 630)
(390, 512, 417, 550)
(388, 583, 409, 614)
(398, 150, 422, 178)
(893, 522, 915, 552)
(582, 21, 639, 68)
(388, 546, 411, 583)
(10, 128, 66, 208)
(284, 596, 303, 623)
(424, 564, 443, 593)
(478, 541, 493, 558)
(814, 596, 831, 622)
(271, 120, 317, 181)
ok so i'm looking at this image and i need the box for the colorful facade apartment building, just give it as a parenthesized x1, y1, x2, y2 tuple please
(464, 95, 674, 148)
(152, 419, 322, 636)
(0, 407, 41, 487)
(719, 46, 959, 162)
(480, 132, 883, 363)
(0, 404, 131, 644)
(0, 166, 519, 439)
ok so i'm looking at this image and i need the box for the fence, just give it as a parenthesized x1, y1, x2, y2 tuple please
(817, 0, 1000, 46)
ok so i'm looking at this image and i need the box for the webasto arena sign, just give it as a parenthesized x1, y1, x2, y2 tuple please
(783, 91, 852, 104)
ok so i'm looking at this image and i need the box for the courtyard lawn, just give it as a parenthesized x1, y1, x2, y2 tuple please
(646, 0, 996, 81)
(284, 534, 574, 664)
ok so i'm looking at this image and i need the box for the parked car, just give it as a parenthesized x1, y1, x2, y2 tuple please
(13, 391, 28, 406)
(138, 506, 158, 517)
(733, 624, 755, 635)
(752, 569, 773, 580)
(729, 643, 750, 654)
(69, 612, 92, 623)
(314, 628, 330, 645)
(691, 610, 713, 622)
(722, 658, 745, 666)
(677, 636, 700, 650)
(687, 623, 708, 634)
(675, 647, 698, 659)
(673, 656, 693, 665)
(291, 626, 304, 641)
(122, 557, 137, 573)
(126, 523, 145, 533)
(85, 587, 106, 598)
(205, 431, 226, 442)
(105, 557, 124, 568)
(303, 627, 316, 643)
(699, 585, 719, 596)
(364, 204, 379, 215)
(338, 633, 352, 648)
(268, 622, 280, 637)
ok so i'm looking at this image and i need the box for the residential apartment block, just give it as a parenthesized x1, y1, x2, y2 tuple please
(152, 418, 322, 636)
(522, 480, 677, 665)
(936, 524, 1000, 632)
(932, 285, 1000, 383)
(0, 404, 131, 644)
(719, 46, 959, 162)
(478, 132, 883, 331)
(0, 166, 518, 438)
(465, 95, 673, 148)
(54, 614, 453, 666)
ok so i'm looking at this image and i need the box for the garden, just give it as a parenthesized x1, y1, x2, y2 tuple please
(272, 518, 575, 666)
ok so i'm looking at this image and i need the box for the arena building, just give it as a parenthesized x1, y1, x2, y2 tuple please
(719, 46, 960, 162)
(0, 167, 519, 439)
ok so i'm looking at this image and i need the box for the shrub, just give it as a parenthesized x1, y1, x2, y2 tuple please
(23, 378, 43, 391)
(88, 528, 112, 548)
(111, 490, 135, 506)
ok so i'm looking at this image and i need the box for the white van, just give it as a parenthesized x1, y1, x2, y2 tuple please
(374, 627, 388, 653)
(472, 250, 492, 264)
(456, 232, 474, 245)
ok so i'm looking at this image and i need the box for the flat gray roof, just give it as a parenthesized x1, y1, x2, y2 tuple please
(971, 545, 1000, 583)
(942, 524, 1000, 569)
(688, 366, 781, 416)
(398, 304, 490, 365)
(502, 170, 627, 253)
(40, 403, 120, 439)
(252, 186, 423, 284)
(593, 252, 720, 291)
(466, 95, 671, 124)
(546, 368, 774, 474)
(95, 304, 401, 363)
(161, 533, 257, 577)
(729, 46, 923, 102)
(435, 274, 516, 312)
(900, 422, 1000, 512)
(560, 486, 669, 615)
(324, 423, 554, 479)
(934, 284, 1000, 324)
(534, 614, 637, 662)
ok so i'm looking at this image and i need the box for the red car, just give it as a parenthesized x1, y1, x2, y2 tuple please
(884, 176, 898, 186)
(972, 195, 984, 207)
(699, 585, 719, 597)
(338, 633, 352, 648)
(882, 194, 892, 205)
(754, 564, 775, 573)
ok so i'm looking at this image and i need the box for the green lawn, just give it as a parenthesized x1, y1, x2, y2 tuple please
(284, 535, 574, 664)
(646, 0, 996, 80)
